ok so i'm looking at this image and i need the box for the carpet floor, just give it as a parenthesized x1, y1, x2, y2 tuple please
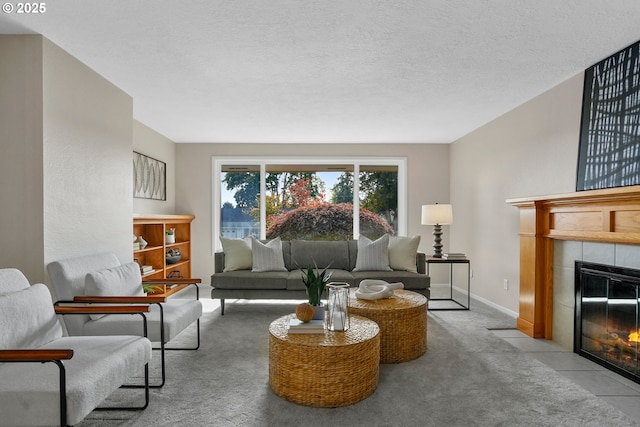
(78, 291, 638, 427)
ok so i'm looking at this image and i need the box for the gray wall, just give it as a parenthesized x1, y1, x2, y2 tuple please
(175, 143, 450, 282)
(0, 35, 44, 281)
(133, 121, 176, 215)
(449, 73, 585, 314)
(0, 35, 134, 288)
(42, 37, 133, 273)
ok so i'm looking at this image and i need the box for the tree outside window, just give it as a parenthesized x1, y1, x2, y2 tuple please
(220, 164, 398, 240)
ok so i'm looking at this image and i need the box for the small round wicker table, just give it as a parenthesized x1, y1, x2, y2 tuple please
(268, 314, 380, 407)
(348, 289, 427, 363)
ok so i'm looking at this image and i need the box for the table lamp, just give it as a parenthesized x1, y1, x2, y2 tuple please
(421, 203, 453, 258)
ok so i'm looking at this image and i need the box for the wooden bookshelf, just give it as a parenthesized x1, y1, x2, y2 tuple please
(133, 214, 195, 280)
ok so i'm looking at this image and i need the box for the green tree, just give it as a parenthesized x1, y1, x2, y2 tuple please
(359, 171, 397, 230)
(330, 172, 353, 203)
(269, 172, 323, 209)
(224, 171, 325, 213)
(222, 172, 260, 208)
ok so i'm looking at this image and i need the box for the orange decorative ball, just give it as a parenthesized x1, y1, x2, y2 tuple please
(296, 303, 315, 322)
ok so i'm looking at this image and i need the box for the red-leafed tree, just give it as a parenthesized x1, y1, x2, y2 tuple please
(266, 202, 393, 241)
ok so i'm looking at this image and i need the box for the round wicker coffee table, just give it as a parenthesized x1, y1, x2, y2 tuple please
(349, 289, 427, 363)
(268, 314, 380, 407)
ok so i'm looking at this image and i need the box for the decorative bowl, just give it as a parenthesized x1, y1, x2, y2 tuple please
(166, 254, 182, 264)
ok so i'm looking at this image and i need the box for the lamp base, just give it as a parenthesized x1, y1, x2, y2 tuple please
(432, 224, 443, 258)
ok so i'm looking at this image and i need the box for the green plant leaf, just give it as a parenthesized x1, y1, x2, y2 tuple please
(298, 260, 333, 306)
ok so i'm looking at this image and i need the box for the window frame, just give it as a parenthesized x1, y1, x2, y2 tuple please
(212, 156, 407, 253)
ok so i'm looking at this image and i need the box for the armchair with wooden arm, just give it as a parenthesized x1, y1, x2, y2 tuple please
(47, 253, 202, 388)
(0, 268, 152, 427)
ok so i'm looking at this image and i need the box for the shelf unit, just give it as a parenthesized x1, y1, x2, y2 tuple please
(133, 214, 195, 280)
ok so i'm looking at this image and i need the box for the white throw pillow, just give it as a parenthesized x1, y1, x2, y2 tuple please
(220, 236, 252, 271)
(251, 237, 287, 272)
(388, 235, 421, 272)
(85, 262, 144, 320)
(353, 234, 392, 272)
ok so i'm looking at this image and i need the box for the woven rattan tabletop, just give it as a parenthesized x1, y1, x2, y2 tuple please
(268, 313, 379, 346)
(349, 288, 427, 310)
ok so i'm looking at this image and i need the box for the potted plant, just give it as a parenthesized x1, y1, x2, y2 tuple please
(165, 228, 176, 244)
(300, 262, 333, 320)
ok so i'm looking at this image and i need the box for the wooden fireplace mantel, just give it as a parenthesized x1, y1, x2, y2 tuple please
(507, 185, 640, 339)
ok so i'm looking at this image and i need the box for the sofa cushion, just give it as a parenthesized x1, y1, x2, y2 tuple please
(0, 268, 31, 294)
(353, 234, 392, 271)
(220, 236, 252, 271)
(85, 262, 144, 320)
(82, 299, 203, 343)
(0, 335, 151, 427)
(212, 270, 289, 290)
(47, 253, 122, 302)
(290, 240, 350, 270)
(388, 235, 421, 272)
(0, 283, 63, 349)
(251, 237, 287, 272)
(286, 269, 355, 291)
(47, 253, 123, 335)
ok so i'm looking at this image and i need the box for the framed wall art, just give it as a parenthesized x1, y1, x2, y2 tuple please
(133, 151, 166, 200)
(576, 39, 640, 191)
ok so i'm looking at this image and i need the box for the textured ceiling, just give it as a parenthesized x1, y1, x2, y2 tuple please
(1, 1, 640, 143)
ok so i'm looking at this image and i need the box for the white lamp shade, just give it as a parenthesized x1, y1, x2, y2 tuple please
(421, 204, 453, 225)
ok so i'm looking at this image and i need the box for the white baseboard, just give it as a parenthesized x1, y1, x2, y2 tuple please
(469, 292, 518, 318)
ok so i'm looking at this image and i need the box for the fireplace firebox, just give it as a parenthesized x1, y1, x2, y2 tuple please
(575, 261, 640, 383)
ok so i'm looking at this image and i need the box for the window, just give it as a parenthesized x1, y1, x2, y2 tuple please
(213, 157, 406, 250)
(359, 165, 398, 239)
(220, 165, 260, 238)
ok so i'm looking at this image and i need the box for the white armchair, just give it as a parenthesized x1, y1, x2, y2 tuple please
(0, 268, 152, 427)
(47, 253, 202, 388)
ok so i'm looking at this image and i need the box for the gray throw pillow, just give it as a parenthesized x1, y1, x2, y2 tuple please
(251, 237, 287, 272)
(353, 234, 392, 271)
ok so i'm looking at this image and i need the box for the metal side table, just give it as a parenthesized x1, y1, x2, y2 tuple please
(426, 256, 470, 310)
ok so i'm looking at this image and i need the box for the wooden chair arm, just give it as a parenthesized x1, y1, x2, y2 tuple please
(73, 295, 167, 303)
(142, 278, 202, 284)
(55, 305, 150, 315)
(0, 349, 74, 362)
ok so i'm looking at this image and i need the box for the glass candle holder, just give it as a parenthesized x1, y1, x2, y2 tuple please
(326, 282, 350, 331)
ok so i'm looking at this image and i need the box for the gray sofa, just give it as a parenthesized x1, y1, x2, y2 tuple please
(211, 239, 430, 314)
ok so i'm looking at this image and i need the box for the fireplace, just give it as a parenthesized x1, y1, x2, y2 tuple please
(575, 261, 640, 383)
(507, 186, 640, 340)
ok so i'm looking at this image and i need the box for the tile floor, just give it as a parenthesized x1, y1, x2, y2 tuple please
(493, 328, 640, 423)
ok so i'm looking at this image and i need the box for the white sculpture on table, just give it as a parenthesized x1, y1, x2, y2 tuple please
(355, 279, 404, 300)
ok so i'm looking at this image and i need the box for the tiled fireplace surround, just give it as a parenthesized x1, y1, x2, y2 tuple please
(553, 240, 640, 350)
(508, 185, 640, 349)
